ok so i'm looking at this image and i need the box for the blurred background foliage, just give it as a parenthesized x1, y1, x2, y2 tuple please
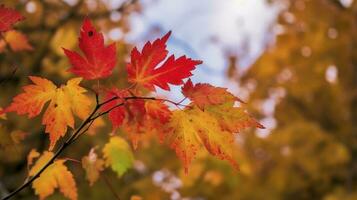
(0, 0, 357, 199)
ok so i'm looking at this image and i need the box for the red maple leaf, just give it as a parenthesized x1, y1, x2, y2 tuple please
(0, 5, 24, 32)
(63, 18, 117, 80)
(127, 31, 202, 91)
(102, 89, 129, 130)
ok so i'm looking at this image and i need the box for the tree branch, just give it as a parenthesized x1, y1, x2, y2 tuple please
(2, 92, 188, 200)
(2, 102, 99, 200)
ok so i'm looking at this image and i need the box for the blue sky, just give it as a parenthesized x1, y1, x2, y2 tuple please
(126, 0, 280, 99)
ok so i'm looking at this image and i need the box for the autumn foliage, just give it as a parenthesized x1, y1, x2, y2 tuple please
(0, 5, 263, 200)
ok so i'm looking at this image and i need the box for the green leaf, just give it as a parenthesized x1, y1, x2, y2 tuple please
(102, 136, 134, 177)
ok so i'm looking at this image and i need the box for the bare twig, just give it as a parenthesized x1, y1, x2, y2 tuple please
(101, 173, 121, 200)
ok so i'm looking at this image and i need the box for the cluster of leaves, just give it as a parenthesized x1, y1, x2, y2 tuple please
(0, 5, 32, 52)
(0, 5, 262, 200)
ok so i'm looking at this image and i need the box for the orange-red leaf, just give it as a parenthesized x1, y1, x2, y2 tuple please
(5, 76, 57, 118)
(144, 100, 171, 123)
(4, 77, 92, 150)
(0, 5, 24, 32)
(4, 30, 33, 51)
(29, 151, 77, 200)
(182, 79, 242, 109)
(103, 89, 171, 148)
(63, 18, 116, 80)
(127, 31, 202, 91)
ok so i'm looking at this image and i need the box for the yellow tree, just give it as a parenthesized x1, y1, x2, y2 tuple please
(235, 0, 357, 199)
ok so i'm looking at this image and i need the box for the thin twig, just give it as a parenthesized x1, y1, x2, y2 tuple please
(2, 93, 188, 200)
(0, 67, 18, 86)
(101, 173, 121, 200)
(92, 95, 190, 121)
(70, 118, 96, 143)
(2, 97, 100, 200)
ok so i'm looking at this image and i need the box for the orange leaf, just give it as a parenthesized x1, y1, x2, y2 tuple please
(5, 77, 92, 150)
(27, 149, 40, 168)
(29, 151, 77, 200)
(144, 100, 171, 123)
(167, 105, 263, 173)
(182, 79, 243, 109)
(4, 30, 33, 52)
(82, 148, 104, 186)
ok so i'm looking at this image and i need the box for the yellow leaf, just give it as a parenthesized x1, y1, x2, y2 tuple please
(168, 107, 237, 173)
(167, 109, 203, 173)
(51, 24, 77, 56)
(27, 149, 40, 168)
(5, 77, 92, 150)
(168, 105, 262, 172)
(206, 103, 264, 132)
(29, 151, 77, 200)
(4, 30, 33, 52)
(82, 148, 104, 186)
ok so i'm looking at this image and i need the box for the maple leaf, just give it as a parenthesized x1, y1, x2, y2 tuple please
(103, 89, 171, 148)
(182, 79, 243, 110)
(82, 148, 104, 186)
(206, 103, 265, 132)
(127, 31, 202, 91)
(103, 136, 134, 177)
(0, 5, 24, 32)
(4, 77, 92, 150)
(4, 30, 33, 51)
(102, 88, 129, 130)
(167, 105, 263, 173)
(29, 151, 77, 200)
(167, 109, 203, 172)
(27, 149, 40, 168)
(63, 18, 117, 80)
(144, 100, 171, 123)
